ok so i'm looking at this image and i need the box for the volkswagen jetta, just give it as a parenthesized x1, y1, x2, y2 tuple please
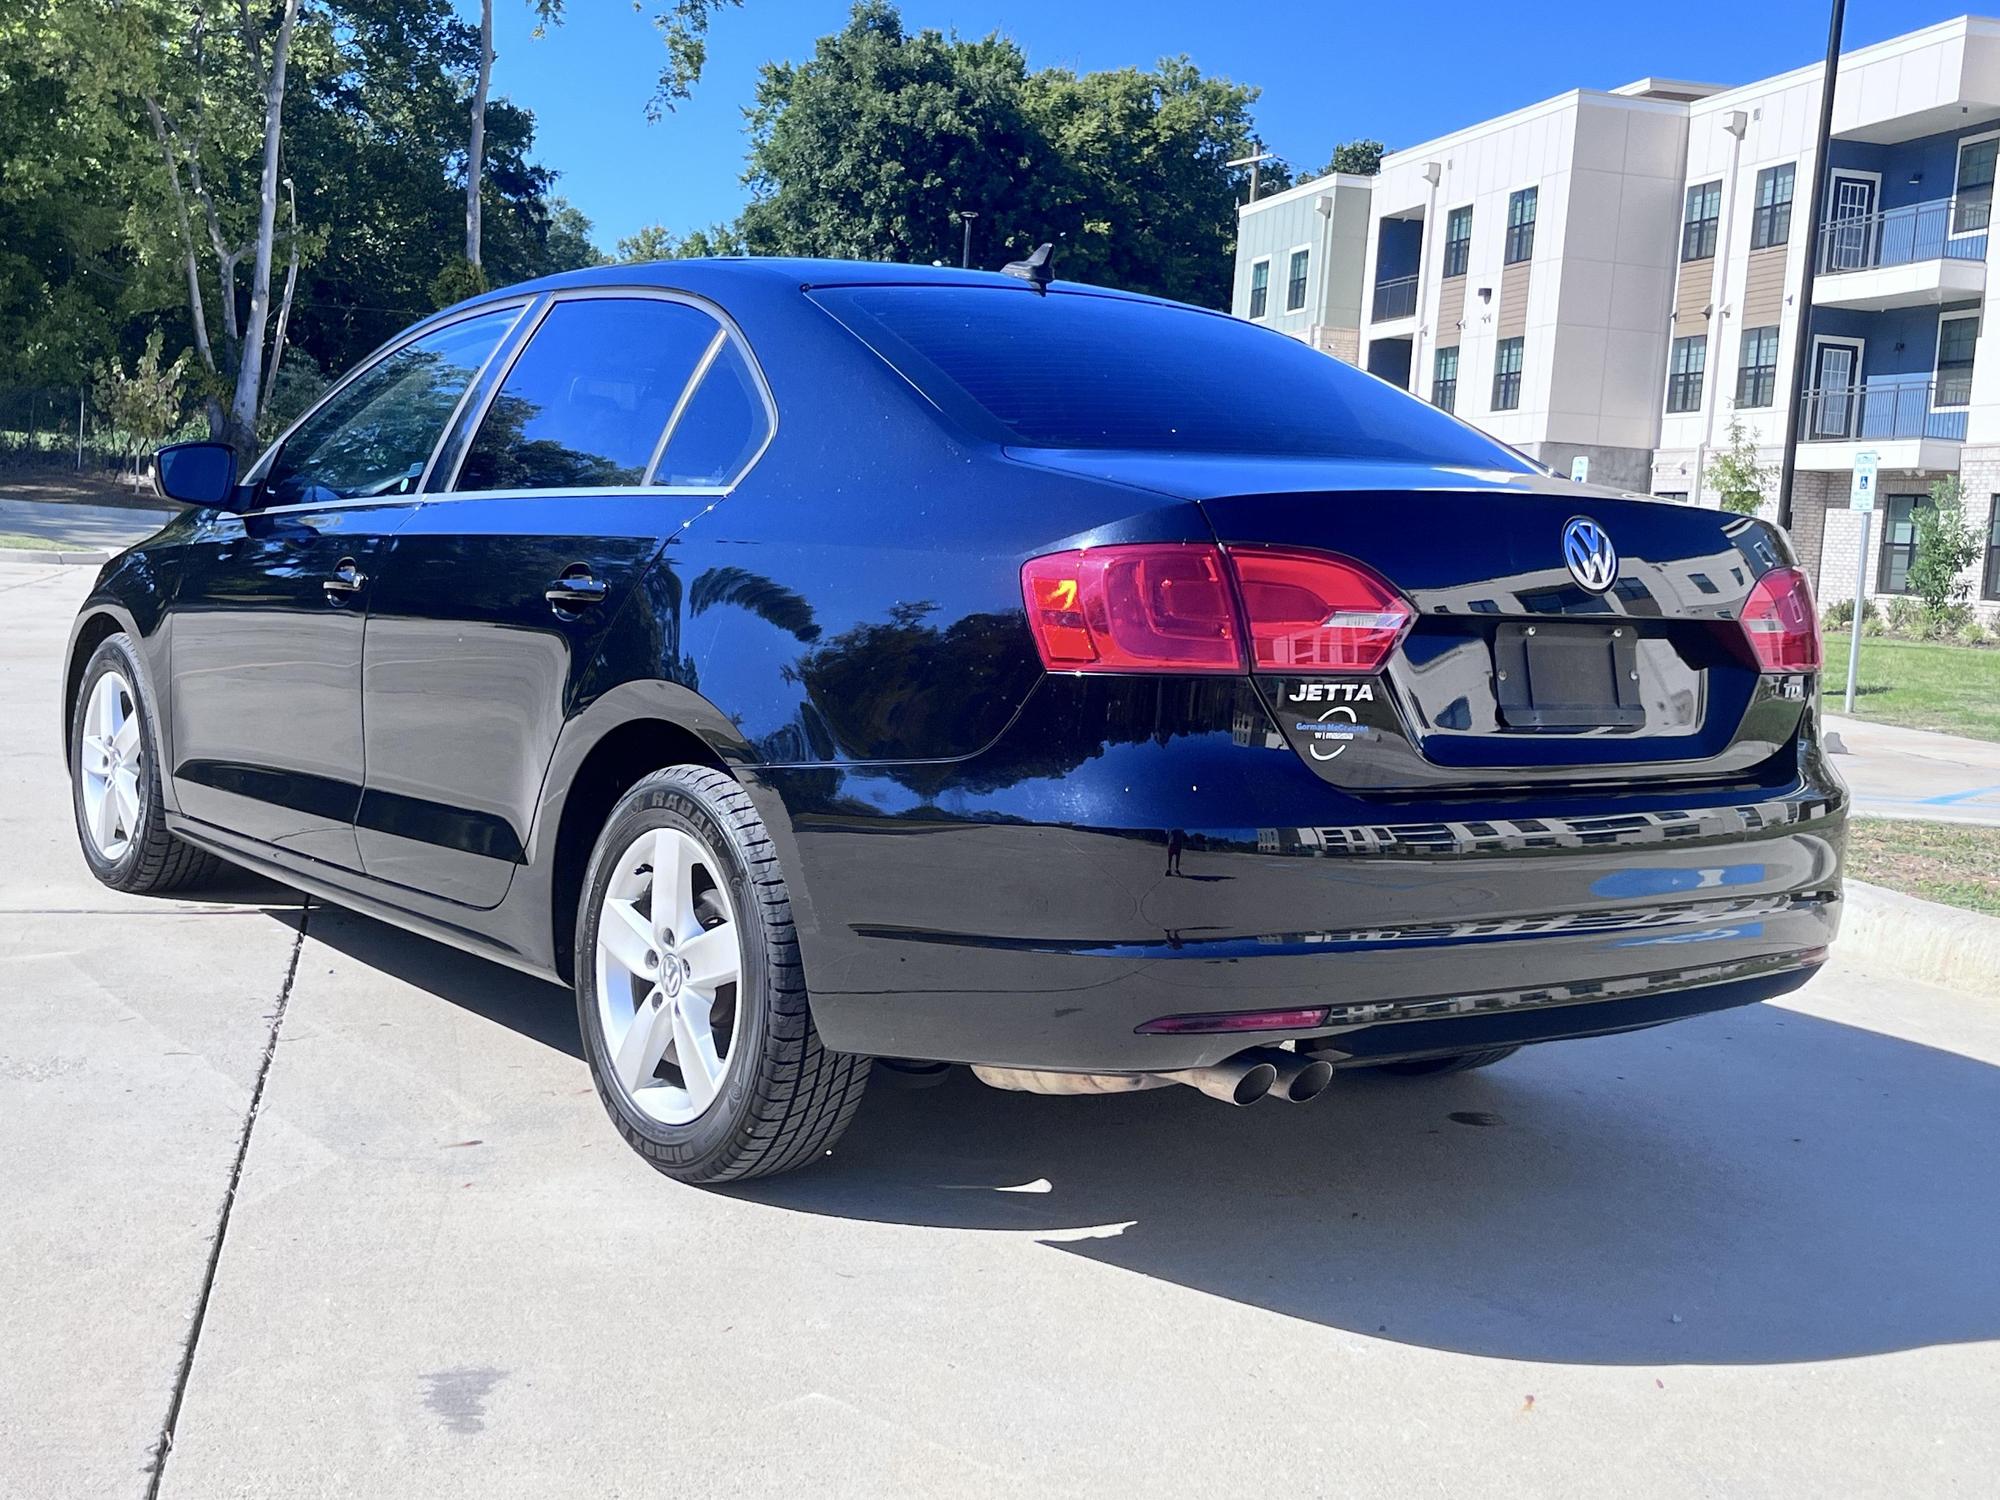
(63, 258, 1844, 1182)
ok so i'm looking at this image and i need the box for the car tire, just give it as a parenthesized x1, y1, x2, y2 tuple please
(574, 763, 869, 1184)
(1365, 1046, 1521, 1077)
(69, 633, 222, 894)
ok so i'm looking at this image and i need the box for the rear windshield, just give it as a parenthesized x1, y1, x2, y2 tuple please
(813, 284, 1529, 468)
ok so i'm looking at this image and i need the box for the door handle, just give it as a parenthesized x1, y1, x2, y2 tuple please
(323, 559, 366, 601)
(546, 568, 609, 610)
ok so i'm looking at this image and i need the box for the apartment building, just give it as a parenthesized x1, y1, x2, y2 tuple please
(1228, 172, 1374, 362)
(1650, 15, 2000, 620)
(1356, 81, 1719, 489)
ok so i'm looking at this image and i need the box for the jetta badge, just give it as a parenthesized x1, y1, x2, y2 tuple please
(1562, 516, 1618, 594)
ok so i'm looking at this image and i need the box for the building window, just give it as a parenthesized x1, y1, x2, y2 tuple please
(1879, 494, 1934, 594)
(1666, 334, 1706, 413)
(1504, 188, 1537, 264)
(1285, 248, 1309, 312)
(1954, 135, 1998, 236)
(1985, 498, 2000, 600)
(1681, 180, 1722, 261)
(1432, 345, 1459, 413)
(1248, 259, 1269, 320)
(1442, 206, 1473, 278)
(1736, 325, 1779, 408)
(1491, 336, 1524, 410)
(1936, 313, 1978, 407)
(1751, 163, 1795, 250)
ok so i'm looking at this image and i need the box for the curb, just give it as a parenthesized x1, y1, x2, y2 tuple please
(1838, 879, 2000, 998)
(0, 547, 108, 566)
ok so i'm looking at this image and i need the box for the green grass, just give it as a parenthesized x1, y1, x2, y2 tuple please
(1822, 633, 2000, 743)
(0, 532, 64, 551)
(1848, 819, 2000, 919)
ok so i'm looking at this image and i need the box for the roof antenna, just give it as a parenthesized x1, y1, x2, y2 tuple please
(1002, 243, 1054, 292)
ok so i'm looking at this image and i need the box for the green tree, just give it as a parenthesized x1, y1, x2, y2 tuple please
(614, 222, 742, 262)
(95, 327, 191, 468)
(1319, 138, 1385, 177)
(737, 2, 1268, 307)
(1707, 417, 1770, 516)
(1908, 476, 1981, 633)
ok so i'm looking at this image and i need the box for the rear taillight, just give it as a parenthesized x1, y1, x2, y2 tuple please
(1021, 545, 1240, 673)
(1021, 543, 1412, 675)
(1740, 566, 1821, 672)
(1226, 547, 1413, 673)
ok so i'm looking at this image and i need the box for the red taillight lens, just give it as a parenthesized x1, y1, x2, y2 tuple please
(1226, 547, 1413, 673)
(1022, 543, 1414, 675)
(1740, 565, 1821, 672)
(1021, 544, 1241, 672)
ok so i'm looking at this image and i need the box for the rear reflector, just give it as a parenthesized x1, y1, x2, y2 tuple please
(1740, 565, 1821, 672)
(1226, 547, 1413, 673)
(1136, 1006, 1331, 1035)
(1021, 543, 1412, 675)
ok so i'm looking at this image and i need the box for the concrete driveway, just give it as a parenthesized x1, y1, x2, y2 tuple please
(4, 559, 1997, 1498)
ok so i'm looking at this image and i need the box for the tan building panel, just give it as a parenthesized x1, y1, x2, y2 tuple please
(1436, 274, 1467, 339)
(1498, 261, 1531, 337)
(1674, 258, 1713, 336)
(1742, 247, 1788, 327)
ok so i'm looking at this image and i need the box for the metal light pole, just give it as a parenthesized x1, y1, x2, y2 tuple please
(1774, 0, 1848, 533)
(959, 210, 979, 269)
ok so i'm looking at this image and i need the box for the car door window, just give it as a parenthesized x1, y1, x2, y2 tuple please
(655, 338, 771, 488)
(454, 297, 720, 492)
(261, 308, 518, 509)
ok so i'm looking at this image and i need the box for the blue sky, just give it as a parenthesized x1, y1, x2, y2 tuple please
(481, 0, 1967, 252)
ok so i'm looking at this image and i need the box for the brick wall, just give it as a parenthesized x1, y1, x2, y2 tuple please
(1812, 463, 1999, 627)
(1314, 325, 1360, 365)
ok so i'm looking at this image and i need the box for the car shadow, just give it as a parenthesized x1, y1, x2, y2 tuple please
(739, 1004, 2000, 1367)
(302, 903, 583, 1059)
(279, 903, 2000, 1367)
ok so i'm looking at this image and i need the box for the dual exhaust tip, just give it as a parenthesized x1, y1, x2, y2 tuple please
(1164, 1047, 1334, 1105)
(973, 1046, 1333, 1106)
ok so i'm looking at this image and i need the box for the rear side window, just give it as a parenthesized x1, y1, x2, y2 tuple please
(814, 285, 1527, 469)
(656, 340, 771, 488)
(455, 297, 718, 492)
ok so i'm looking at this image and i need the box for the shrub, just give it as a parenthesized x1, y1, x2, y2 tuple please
(1908, 477, 1980, 634)
(1822, 597, 1878, 633)
(1960, 620, 1990, 648)
(1861, 612, 1885, 637)
(1886, 595, 1925, 635)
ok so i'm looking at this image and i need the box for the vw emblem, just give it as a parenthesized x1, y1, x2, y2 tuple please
(1562, 516, 1618, 594)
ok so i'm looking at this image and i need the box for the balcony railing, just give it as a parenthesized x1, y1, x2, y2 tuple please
(1371, 275, 1418, 321)
(1816, 196, 1989, 275)
(1798, 379, 1967, 442)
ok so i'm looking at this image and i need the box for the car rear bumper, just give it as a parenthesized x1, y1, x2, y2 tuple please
(754, 678, 1846, 1072)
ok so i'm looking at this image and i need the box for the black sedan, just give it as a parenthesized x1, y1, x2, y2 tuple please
(64, 258, 1844, 1182)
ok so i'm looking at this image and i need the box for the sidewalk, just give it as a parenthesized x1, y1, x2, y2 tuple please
(1824, 712, 2000, 827)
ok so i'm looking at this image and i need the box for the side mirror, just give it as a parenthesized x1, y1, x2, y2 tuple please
(153, 441, 240, 509)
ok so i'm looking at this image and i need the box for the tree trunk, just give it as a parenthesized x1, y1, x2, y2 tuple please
(466, 0, 493, 270)
(227, 0, 300, 455)
(262, 187, 303, 412)
(143, 97, 218, 380)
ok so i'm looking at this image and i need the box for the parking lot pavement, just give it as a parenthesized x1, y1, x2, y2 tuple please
(1825, 712, 2000, 827)
(6, 557, 2000, 1497)
(0, 497, 176, 553)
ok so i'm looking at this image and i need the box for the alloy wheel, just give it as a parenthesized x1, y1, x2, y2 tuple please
(592, 825, 744, 1126)
(79, 671, 143, 862)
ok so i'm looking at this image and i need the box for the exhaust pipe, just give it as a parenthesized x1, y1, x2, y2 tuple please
(1241, 1046, 1334, 1103)
(1157, 1055, 1280, 1106)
